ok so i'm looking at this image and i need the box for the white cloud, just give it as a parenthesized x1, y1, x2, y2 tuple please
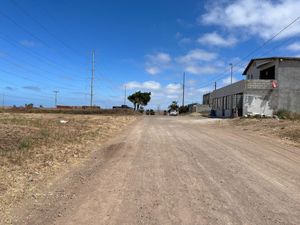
(20, 40, 36, 47)
(175, 49, 223, 76)
(186, 79, 197, 86)
(198, 32, 237, 47)
(197, 87, 212, 94)
(166, 95, 178, 99)
(176, 49, 217, 64)
(124, 81, 213, 107)
(145, 52, 172, 75)
(201, 0, 300, 40)
(175, 32, 182, 39)
(145, 67, 160, 75)
(178, 37, 192, 46)
(287, 42, 300, 51)
(185, 65, 218, 75)
(166, 83, 181, 94)
(222, 76, 238, 86)
(125, 81, 161, 90)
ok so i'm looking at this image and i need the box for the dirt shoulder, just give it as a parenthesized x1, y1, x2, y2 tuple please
(0, 113, 137, 224)
(216, 118, 300, 147)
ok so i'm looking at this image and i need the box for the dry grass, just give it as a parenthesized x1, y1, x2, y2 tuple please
(227, 118, 300, 146)
(0, 113, 136, 224)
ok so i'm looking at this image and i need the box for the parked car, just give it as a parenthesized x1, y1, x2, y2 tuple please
(169, 110, 178, 116)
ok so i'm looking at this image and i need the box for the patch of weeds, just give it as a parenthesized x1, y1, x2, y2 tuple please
(40, 128, 50, 138)
(18, 138, 32, 150)
(276, 109, 300, 120)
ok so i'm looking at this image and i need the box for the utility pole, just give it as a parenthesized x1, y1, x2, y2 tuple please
(182, 72, 185, 107)
(230, 63, 233, 84)
(2, 93, 4, 108)
(53, 90, 59, 107)
(214, 81, 217, 90)
(90, 50, 95, 107)
(123, 85, 127, 105)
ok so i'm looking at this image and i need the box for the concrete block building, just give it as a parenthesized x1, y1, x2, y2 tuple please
(210, 57, 300, 117)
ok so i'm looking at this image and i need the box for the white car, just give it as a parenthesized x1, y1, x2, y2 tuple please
(169, 110, 178, 116)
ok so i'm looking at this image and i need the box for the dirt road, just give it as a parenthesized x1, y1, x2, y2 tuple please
(15, 116, 300, 225)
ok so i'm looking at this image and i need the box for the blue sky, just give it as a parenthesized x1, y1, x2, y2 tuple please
(0, 0, 300, 108)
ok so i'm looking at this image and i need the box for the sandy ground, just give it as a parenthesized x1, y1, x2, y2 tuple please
(13, 116, 300, 225)
(0, 113, 136, 224)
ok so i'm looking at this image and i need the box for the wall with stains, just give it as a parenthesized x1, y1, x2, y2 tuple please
(243, 89, 278, 116)
(277, 61, 300, 113)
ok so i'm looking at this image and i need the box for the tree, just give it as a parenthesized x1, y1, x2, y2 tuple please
(128, 94, 137, 110)
(25, 103, 34, 109)
(127, 91, 151, 111)
(168, 101, 179, 112)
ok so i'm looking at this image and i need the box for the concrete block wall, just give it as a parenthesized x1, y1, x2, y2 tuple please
(243, 89, 278, 116)
(211, 79, 277, 117)
(277, 66, 300, 113)
(211, 80, 245, 98)
(245, 80, 273, 89)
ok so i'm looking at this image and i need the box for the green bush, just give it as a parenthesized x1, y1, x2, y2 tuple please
(179, 106, 189, 114)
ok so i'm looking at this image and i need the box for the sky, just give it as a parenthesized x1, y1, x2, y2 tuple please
(0, 0, 300, 109)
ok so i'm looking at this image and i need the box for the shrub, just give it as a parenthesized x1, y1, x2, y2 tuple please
(19, 138, 32, 150)
(276, 109, 300, 120)
(179, 106, 189, 114)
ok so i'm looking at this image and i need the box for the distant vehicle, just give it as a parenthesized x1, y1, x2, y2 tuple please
(146, 109, 155, 115)
(169, 110, 178, 116)
(112, 105, 132, 109)
(121, 105, 131, 109)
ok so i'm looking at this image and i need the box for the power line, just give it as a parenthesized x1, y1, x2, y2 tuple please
(197, 16, 300, 90)
(32, 0, 89, 51)
(0, 33, 86, 77)
(9, 0, 86, 62)
(0, 9, 87, 75)
(0, 9, 53, 49)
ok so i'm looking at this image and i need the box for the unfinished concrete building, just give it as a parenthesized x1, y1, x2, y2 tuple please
(210, 57, 300, 117)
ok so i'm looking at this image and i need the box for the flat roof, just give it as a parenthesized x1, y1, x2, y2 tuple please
(242, 57, 300, 75)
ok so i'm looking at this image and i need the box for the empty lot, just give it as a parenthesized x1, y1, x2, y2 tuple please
(14, 116, 300, 225)
(0, 113, 136, 224)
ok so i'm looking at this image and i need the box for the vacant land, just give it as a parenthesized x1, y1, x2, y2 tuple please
(223, 118, 300, 146)
(13, 116, 300, 225)
(0, 113, 136, 224)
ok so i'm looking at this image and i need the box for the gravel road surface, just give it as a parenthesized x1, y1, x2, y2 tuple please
(15, 116, 300, 225)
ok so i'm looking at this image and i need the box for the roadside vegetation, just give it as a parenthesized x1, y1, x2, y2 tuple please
(168, 101, 179, 112)
(2, 106, 137, 115)
(127, 91, 151, 111)
(0, 113, 136, 224)
(226, 117, 300, 146)
(276, 109, 300, 120)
